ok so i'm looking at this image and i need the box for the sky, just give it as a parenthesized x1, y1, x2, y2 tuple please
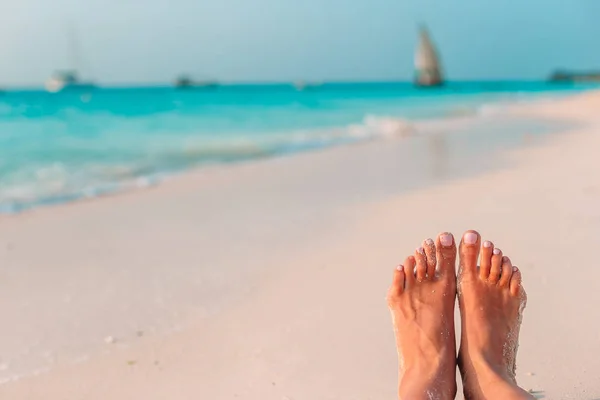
(1, 0, 599, 86)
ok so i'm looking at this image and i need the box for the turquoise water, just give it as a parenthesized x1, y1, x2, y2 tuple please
(0, 81, 596, 213)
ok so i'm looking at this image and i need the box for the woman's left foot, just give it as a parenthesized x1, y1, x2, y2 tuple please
(387, 232, 458, 400)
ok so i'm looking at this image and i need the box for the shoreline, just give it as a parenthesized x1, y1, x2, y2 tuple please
(1, 90, 599, 398)
(0, 89, 583, 217)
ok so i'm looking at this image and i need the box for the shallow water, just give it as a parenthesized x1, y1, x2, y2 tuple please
(0, 81, 596, 213)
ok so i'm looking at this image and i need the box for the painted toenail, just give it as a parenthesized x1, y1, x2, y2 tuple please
(483, 241, 492, 248)
(397, 265, 404, 272)
(425, 238, 434, 246)
(464, 232, 478, 245)
(502, 256, 509, 262)
(417, 247, 425, 255)
(440, 233, 453, 247)
(513, 266, 518, 272)
(493, 248, 501, 255)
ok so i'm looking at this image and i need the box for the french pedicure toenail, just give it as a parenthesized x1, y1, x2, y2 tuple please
(397, 265, 404, 272)
(493, 248, 501, 255)
(483, 241, 492, 248)
(440, 233, 453, 247)
(417, 247, 425, 255)
(425, 238, 434, 246)
(464, 232, 478, 245)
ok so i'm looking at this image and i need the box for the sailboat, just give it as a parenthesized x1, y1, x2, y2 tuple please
(414, 26, 444, 87)
(46, 70, 95, 93)
(46, 25, 96, 93)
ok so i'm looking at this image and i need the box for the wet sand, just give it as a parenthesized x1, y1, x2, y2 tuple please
(1, 91, 600, 399)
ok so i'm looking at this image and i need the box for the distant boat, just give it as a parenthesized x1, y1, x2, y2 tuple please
(46, 70, 95, 93)
(174, 75, 219, 89)
(414, 26, 444, 87)
(46, 24, 96, 93)
(549, 69, 600, 83)
(293, 81, 323, 91)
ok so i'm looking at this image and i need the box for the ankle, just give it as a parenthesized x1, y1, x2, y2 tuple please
(399, 361, 457, 400)
(467, 352, 515, 384)
(461, 355, 532, 400)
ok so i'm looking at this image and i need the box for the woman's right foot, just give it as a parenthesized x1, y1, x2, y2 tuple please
(387, 233, 458, 400)
(457, 230, 533, 400)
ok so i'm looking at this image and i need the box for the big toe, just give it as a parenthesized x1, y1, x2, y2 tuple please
(435, 232, 457, 278)
(459, 230, 481, 277)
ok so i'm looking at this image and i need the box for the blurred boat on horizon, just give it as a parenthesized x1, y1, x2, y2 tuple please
(414, 26, 444, 88)
(45, 24, 96, 93)
(45, 70, 96, 93)
(549, 69, 600, 83)
(293, 81, 324, 91)
(174, 74, 219, 89)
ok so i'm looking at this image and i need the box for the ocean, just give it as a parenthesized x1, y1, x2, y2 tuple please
(0, 81, 596, 213)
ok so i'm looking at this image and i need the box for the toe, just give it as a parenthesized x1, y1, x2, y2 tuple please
(479, 240, 494, 280)
(435, 232, 456, 278)
(415, 247, 428, 281)
(404, 256, 417, 287)
(509, 267, 523, 297)
(459, 230, 481, 277)
(387, 265, 405, 305)
(423, 238, 436, 278)
(489, 248, 503, 283)
(498, 257, 514, 287)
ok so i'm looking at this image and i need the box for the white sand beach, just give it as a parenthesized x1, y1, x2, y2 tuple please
(1, 91, 600, 399)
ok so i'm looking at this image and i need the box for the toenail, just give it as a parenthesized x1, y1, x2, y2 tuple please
(502, 256, 509, 262)
(440, 233, 453, 247)
(464, 232, 478, 245)
(417, 247, 425, 255)
(493, 248, 501, 255)
(513, 266, 518, 272)
(397, 265, 404, 272)
(425, 238, 434, 246)
(483, 241, 492, 248)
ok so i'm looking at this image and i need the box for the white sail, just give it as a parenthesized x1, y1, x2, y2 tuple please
(414, 26, 443, 87)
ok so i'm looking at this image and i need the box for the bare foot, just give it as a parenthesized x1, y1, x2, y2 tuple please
(387, 233, 458, 400)
(457, 230, 533, 400)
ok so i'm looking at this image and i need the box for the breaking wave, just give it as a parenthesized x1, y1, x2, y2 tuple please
(0, 115, 415, 213)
